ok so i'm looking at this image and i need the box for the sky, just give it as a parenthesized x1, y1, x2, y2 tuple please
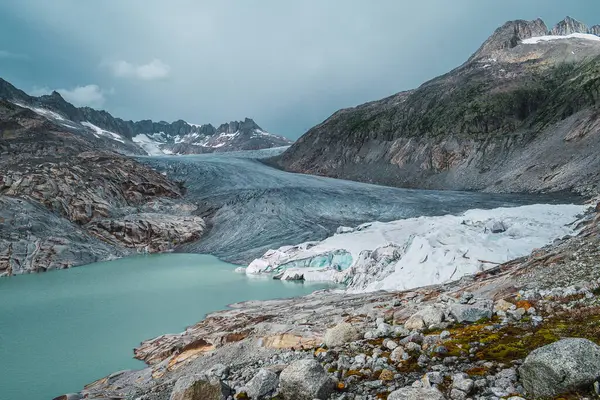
(1, 1, 599, 139)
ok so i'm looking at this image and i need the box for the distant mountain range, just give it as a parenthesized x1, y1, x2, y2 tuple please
(272, 16, 600, 195)
(0, 78, 292, 155)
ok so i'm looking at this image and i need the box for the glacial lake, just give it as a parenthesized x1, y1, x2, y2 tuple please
(0, 254, 337, 400)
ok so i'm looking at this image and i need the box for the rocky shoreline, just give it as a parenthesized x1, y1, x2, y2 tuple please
(63, 200, 600, 399)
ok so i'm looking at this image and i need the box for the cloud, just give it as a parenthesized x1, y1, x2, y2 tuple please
(29, 84, 109, 107)
(105, 59, 170, 80)
(0, 50, 27, 59)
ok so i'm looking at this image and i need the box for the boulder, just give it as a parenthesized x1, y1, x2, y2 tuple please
(279, 359, 334, 400)
(323, 322, 361, 348)
(388, 387, 445, 400)
(450, 300, 493, 323)
(170, 375, 231, 400)
(245, 368, 279, 399)
(404, 314, 425, 331)
(519, 338, 600, 398)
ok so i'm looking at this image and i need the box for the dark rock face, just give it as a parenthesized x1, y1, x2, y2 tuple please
(590, 25, 600, 36)
(0, 100, 205, 275)
(550, 16, 588, 35)
(272, 18, 600, 195)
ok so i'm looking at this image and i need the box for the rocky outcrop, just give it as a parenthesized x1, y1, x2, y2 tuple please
(271, 17, 600, 195)
(550, 16, 588, 35)
(87, 213, 205, 251)
(470, 18, 548, 60)
(590, 25, 600, 36)
(0, 101, 205, 275)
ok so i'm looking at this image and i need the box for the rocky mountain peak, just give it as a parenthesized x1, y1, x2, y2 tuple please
(589, 25, 600, 36)
(550, 16, 588, 35)
(216, 118, 262, 134)
(470, 18, 548, 61)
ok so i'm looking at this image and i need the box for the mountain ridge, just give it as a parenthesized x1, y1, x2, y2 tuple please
(0, 78, 292, 154)
(271, 16, 600, 195)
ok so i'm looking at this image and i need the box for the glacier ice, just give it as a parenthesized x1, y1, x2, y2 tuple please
(246, 204, 586, 292)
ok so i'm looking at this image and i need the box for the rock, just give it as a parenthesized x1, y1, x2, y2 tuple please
(489, 220, 507, 233)
(452, 373, 474, 394)
(324, 322, 361, 348)
(550, 16, 588, 35)
(390, 347, 407, 362)
(170, 375, 232, 400)
(419, 306, 445, 327)
(379, 369, 395, 381)
(440, 330, 451, 340)
(245, 368, 279, 399)
(493, 299, 514, 313)
(279, 359, 334, 400)
(590, 25, 600, 36)
(388, 387, 445, 400)
(449, 389, 467, 400)
(519, 338, 600, 398)
(385, 339, 399, 350)
(52, 395, 82, 400)
(404, 314, 425, 331)
(207, 363, 230, 379)
(375, 323, 392, 337)
(450, 300, 493, 323)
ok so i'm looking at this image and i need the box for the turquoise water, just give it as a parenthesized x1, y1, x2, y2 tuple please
(0, 254, 336, 400)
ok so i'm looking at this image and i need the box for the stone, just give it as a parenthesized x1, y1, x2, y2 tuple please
(385, 339, 399, 350)
(379, 369, 395, 381)
(519, 338, 600, 398)
(489, 221, 507, 233)
(440, 330, 451, 340)
(390, 347, 407, 362)
(493, 299, 514, 313)
(419, 306, 445, 327)
(376, 323, 393, 337)
(450, 300, 493, 323)
(207, 363, 230, 379)
(452, 373, 474, 394)
(404, 314, 425, 331)
(324, 322, 361, 348)
(449, 389, 467, 400)
(388, 387, 445, 400)
(52, 395, 82, 400)
(279, 359, 334, 400)
(170, 375, 231, 400)
(245, 368, 279, 399)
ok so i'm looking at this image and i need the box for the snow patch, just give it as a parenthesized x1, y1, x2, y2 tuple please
(13, 102, 66, 121)
(247, 204, 585, 292)
(81, 121, 125, 143)
(132, 134, 166, 155)
(522, 33, 600, 44)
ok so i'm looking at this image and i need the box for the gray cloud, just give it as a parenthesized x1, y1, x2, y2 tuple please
(30, 85, 109, 107)
(104, 59, 171, 80)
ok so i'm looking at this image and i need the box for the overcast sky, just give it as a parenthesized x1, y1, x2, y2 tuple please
(1, 1, 599, 139)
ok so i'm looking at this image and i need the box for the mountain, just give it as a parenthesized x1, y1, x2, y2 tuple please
(0, 78, 292, 155)
(271, 17, 600, 195)
(0, 100, 205, 275)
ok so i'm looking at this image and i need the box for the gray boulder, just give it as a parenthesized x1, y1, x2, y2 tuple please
(279, 359, 334, 400)
(519, 338, 600, 398)
(170, 375, 231, 400)
(323, 322, 361, 348)
(245, 368, 279, 399)
(450, 300, 493, 323)
(388, 387, 446, 400)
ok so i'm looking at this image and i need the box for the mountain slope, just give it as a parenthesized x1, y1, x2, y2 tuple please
(0, 79, 292, 155)
(272, 17, 600, 195)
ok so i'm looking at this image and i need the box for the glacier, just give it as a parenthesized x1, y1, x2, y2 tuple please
(245, 204, 585, 292)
